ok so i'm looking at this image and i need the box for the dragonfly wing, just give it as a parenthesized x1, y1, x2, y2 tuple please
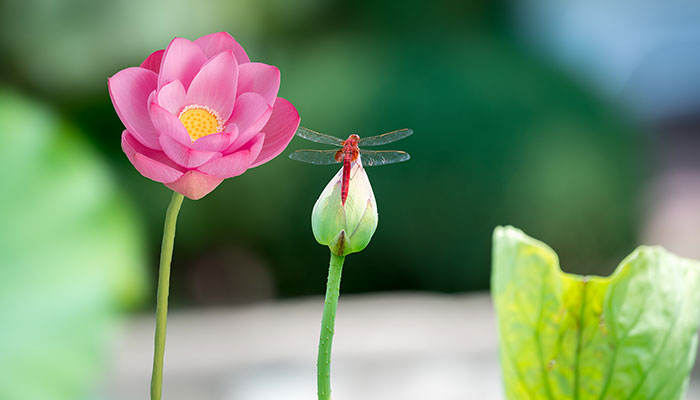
(295, 126, 344, 146)
(358, 128, 413, 146)
(289, 149, 341, 165)
(359, 149, 410, 166)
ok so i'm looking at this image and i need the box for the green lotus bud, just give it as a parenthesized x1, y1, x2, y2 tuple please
(312, 160, 378, 256)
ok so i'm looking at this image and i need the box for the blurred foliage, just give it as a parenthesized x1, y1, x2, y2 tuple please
(492, 226, 700, 399)
(0, 0, 644, 302)
(0, 89, 147, 398)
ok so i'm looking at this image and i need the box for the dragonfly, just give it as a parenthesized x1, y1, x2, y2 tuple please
(290, 126, 413, 205)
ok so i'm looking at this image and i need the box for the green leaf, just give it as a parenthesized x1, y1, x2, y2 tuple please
(0, 89, 147, 399)
(492, 226, 700, 400)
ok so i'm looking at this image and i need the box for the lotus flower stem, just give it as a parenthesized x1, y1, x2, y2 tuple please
(317, 251, 346, 400)
(150, 192, 184, 400)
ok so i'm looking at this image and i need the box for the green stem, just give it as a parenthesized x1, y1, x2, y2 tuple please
(317, 252, 346, 400)
(150, 192, 184, 400)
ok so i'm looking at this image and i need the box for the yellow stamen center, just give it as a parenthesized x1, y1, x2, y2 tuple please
(178, 105, 224, 142)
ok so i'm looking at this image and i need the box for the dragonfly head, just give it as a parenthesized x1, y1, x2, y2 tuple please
(346, 134, 360, 144)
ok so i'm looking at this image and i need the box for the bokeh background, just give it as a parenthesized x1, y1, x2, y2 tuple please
(2, 0, 700, 399)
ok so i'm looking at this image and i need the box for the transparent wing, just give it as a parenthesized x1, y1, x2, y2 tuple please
(289, 149, 341, 165)
(358, 128, 413, 146)
(295, 126, 344, 146)
(359, 149, 410, 166)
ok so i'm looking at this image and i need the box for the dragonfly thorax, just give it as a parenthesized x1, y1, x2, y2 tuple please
(334, 146, 359, 163)
(335, 134, 361, 163)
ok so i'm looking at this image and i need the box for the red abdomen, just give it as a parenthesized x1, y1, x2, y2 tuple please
(341, 158, 351, 205)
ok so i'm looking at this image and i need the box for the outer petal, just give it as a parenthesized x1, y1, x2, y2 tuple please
(140, 49, 164, 73)
(197, 133, 264, 178)
(149, 103, 191, 145)
(165, 170, 224, 200)
(158, 38, 207, 90)
(250, 97, 300, 167)
(156, 80, 186, 115)
(191, 124, 239, 152)
(237, 63, 280, 106)
(186, 51, 238, 121)
(108, 67, 160, 149)
(159, 135, 221, 168)
(194, 32, 250, 64)
(227, 92, 272, 149)
(122, 131, 184, 183)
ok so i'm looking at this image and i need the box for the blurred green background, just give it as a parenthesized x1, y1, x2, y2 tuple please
(1, 0, 665, 397)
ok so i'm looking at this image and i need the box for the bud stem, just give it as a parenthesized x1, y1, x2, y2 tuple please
(151, 191, 184, 400)
(317, 251, 346, 400)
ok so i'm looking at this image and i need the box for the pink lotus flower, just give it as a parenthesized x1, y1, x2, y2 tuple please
(109, 32, 300, 199)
